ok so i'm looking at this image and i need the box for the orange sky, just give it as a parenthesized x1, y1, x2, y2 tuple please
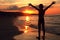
(0, 0, 60, 15)
(45, 4, 60, 15)
(46, 7, 60, 15)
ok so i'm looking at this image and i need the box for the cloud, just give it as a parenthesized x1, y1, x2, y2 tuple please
(0, 0, 15, 3)
(0, 5, 20, 10)
(0, 0, 60, 10)
(0, 0, 18, 5)
(6, 5, 19, 10)
(57, 0, 60, 3)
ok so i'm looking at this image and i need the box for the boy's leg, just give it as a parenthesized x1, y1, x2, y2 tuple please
(37, 22, 41, 40)
(42, 21, 45, 40)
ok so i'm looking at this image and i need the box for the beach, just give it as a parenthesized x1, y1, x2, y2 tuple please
(0, 14, 60, 40)
(13, 15, 60, 40)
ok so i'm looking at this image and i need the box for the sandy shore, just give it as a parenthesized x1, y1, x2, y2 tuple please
(14, 28, 60, 40)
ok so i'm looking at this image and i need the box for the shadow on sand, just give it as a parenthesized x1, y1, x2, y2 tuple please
(0, 11, 24, 40)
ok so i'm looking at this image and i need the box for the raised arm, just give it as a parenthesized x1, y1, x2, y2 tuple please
(44, 1, 56, 11)
(29, 3, 39, 10)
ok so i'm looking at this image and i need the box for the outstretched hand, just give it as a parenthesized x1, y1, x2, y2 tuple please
(52, 1, 56, 4)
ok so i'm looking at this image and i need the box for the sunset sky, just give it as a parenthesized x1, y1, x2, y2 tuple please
(0, 0, 60, 15)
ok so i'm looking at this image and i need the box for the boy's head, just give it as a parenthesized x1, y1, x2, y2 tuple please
(39, 4, 44, 8)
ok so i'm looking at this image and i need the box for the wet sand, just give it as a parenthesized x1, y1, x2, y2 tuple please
(14, 27, 60, 40)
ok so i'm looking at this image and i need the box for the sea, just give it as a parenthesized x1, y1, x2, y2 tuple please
(12, 14, 60, 40)
(15, 15, 60, 35)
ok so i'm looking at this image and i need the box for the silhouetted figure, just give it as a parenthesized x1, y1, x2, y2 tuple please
(29, 1, 55, 40)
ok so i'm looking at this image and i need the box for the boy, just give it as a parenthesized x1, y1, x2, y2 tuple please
(29, 1, 55, 40)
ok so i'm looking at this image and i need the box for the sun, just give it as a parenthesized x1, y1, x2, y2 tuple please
(19, 6, 38, 14)
(23, 10, 35, 14)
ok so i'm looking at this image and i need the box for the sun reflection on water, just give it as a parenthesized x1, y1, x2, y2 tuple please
(24, 26, 29, 33)
(24, 16, 30, 33)
(26, 16, 30, 22)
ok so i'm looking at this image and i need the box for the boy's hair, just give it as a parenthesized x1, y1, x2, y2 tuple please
(39, 4, 44, 8)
